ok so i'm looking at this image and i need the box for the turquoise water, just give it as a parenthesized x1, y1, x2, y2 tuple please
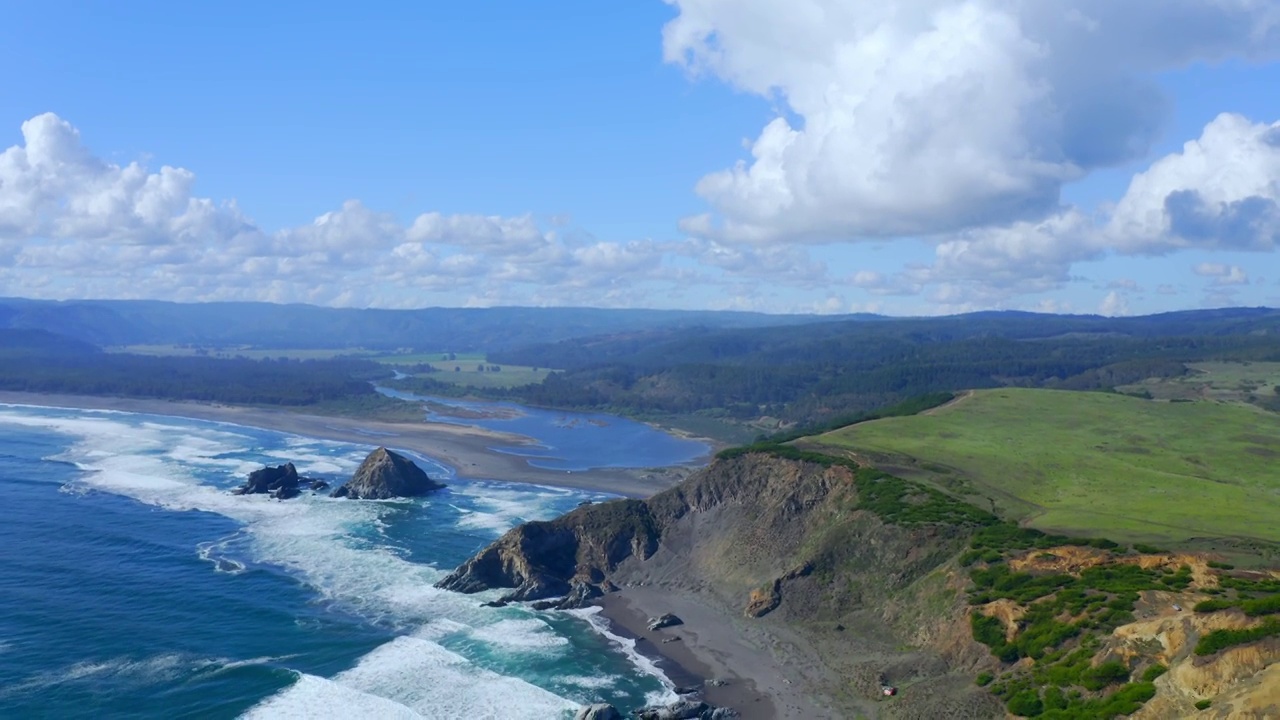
(0, 403, 701, 718)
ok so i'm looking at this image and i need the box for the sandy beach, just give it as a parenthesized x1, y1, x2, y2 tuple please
(0, 391, 696, 497)
(598, 587, 833, 719)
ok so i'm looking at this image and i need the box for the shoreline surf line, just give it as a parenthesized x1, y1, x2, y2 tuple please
(0, 391, 700, 498)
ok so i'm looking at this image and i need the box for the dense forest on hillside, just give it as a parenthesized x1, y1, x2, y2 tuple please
(0, 330, 390, 406)
(404, 308, 1280, 427)
(0, 298, 831, 351)
(5, 307, 1280, 435)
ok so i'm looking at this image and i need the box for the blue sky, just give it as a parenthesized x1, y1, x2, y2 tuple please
(1, 1, 1278, 315)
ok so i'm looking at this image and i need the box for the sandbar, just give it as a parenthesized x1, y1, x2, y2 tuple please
(0, 391, 698, 497)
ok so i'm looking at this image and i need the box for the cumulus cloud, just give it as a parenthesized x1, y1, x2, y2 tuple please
(0, 113, 843, 309)
(1192, 262, 1250, 286)
(1098, 290, 1130, 317)
(1107, 113, 1280, 253)
(665, 0, 1280, 244)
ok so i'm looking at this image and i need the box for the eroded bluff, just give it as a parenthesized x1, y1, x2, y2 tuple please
(436, 453, 969, 622)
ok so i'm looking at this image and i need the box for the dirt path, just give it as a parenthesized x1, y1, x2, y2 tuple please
(922, 389, 975, 416)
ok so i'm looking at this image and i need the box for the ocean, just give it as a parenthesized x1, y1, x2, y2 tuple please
(0, 400, 707, 719)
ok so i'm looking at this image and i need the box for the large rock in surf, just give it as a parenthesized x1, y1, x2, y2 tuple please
(233, 463, 302, 499)
(329, 447, 445, 499)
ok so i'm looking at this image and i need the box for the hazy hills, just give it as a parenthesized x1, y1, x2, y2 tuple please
(0, 298, 850, 351)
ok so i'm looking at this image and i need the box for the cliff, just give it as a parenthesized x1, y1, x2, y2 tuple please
(330, 447, 445, 499)
(437, 453, 1000, 717)
(438, 450, 1280, 718)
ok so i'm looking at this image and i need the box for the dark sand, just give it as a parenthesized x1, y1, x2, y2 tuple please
(0, 391, 695, 497)
(598, 588, 832, 719)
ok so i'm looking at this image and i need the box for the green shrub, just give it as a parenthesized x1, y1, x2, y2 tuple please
(1207, 561, 1235, 570)
(975, 671, 993, 686)
(1141, 664, 1168, 682)
(1194, 699, 1212, 710)
(1194, 599, 1237, 613)
(1194, 619, 1280, 655)
(1041, 686, 1067, 711)
(1006, 690, 1044, 717)
(1082, 661, 1129, 691)
(1241, 594, 1280, 616)
(1132, 543, 1166, 554)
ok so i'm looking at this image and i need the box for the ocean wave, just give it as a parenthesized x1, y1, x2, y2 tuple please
(0, 405, 662, 712)
(570, 607, 678, 706)
(245, 636, 575, 720)
(0, 652, 290, 699)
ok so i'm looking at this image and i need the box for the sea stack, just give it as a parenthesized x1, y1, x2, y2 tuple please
(232, 462, 303, 499)
(330, 447, 445, 499)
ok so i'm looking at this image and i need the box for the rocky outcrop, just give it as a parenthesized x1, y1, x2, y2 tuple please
(435, 498, 660, 602)
(232, 462, 326, 499)
(329, 447, 444, 499)
(573, 701, 735, 720)
(573, 704, 622, 720)
(648, 613, 683, 631)
(633, 700, 737, 719)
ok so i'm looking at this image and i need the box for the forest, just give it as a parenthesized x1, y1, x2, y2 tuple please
(5, 306, 1280, 433)
(0, 329, 389, 406)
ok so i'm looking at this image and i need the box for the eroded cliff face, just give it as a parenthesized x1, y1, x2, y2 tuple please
(436, 455, 860, 606)
(436, 454, 1000, 718)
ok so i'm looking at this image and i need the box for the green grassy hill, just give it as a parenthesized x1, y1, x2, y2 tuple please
(807, 388, 1280, 546)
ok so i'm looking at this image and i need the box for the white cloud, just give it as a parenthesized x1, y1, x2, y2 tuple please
(0, 113, 844, 309)
(665, 0, 1280, 243)
(1107, 113, 1280, 253)
(1098, 290, 1130, 316)
(1192, 262, 1250, 286)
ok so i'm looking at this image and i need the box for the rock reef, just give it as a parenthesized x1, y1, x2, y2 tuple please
(232, 462, 323, 500)
(233, 447, 443, 501)
(329, 447, 445, 499)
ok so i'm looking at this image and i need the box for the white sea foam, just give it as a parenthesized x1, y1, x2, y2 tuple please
(247, 637, 575, 720)
(571, 607, 677, 705)
(243, 674, 424, 719)
(0, 406, 656, 714)
(0, 652, 284, 698)
(469, 618, 571, 650)
(447, 482, 577, 535)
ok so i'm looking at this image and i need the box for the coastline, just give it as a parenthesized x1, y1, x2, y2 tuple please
(0, 391, 696, 498)
(596, 588, 829, 720)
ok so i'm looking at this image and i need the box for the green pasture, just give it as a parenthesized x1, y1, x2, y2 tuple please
(1118, 361, 1280, 403)
(810, 388, 1280, 545)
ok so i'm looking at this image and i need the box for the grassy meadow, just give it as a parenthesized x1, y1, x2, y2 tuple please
(808, 388, 1280, 545)
(1117, 361, 1280, 405)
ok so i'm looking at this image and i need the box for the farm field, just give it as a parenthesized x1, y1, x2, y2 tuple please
(807, 388, 1280, 546)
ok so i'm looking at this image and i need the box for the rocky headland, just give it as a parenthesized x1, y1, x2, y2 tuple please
(437, 450, 1280, 719)
(437, 452, 999, 718)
